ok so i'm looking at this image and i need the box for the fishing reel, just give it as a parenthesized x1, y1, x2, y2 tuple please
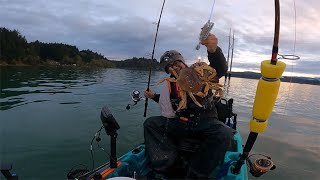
(247, 154, 276, 177)
(126, 90, 145, 110)
(195, 20, 214, 50)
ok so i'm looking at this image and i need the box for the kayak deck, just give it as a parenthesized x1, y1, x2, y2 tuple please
(85, 130, 248, 180)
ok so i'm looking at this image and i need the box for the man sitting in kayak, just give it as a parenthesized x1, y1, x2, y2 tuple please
(144, 33, 235, 179)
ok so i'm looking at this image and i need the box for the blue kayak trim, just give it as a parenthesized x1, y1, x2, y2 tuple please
(220, 131, 248, 180)
(93, 130, 248, 180)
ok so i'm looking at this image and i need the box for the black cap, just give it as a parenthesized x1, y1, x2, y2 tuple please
(160, 50, 185, 73)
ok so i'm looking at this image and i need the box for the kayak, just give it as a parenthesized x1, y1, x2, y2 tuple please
(77, 132, 248, 180)
(67, 98, 249, 180)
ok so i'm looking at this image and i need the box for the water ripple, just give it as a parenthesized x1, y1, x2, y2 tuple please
(1, 67, 319, 180)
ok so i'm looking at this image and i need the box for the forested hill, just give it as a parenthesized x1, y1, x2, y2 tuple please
(110, 57, 164, 71)
(0, 27, 113, 67)
(0, 27, 167, 70)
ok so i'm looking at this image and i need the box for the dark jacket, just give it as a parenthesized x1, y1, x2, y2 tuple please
(208, 47, 228, 78)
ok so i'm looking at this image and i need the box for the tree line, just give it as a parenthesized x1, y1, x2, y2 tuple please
(110, 57, 164, 71)
(0, 27, 166, 70)
(0, 27, 114, 67)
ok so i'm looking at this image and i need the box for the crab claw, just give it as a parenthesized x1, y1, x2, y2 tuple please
(168, 67, 179, 79)
(194, 67, 204, 77)
(214, 89, 224, 97)
(157, 77, 176, 86)
(188, 92, 203, 108)
(177, 91, 187, 111)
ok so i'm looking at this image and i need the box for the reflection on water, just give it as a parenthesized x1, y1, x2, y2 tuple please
(0, 66, 105, 110)
(222, 76, 320, 121)
(223, 76, 320, 179)
(0, 67, 319, 180)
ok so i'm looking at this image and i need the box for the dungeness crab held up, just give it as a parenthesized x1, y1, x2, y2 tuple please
(158, 62, 223, 111)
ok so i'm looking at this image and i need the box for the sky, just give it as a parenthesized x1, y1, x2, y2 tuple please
(1, 0, 319, 77)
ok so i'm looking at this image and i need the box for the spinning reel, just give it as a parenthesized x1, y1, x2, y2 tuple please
(126, 90, 145, 110)
(247, 154, 276, 177)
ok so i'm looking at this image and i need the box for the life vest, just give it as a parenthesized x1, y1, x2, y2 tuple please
(167, 81, 180, 99)
(166, 80, 181, 111)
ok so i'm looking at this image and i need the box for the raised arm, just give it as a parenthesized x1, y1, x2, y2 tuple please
(201, 33, 228, 78)
(208, 47, 227, 78)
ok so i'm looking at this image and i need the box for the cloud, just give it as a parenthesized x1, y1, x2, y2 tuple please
(1, 0, 319, 76)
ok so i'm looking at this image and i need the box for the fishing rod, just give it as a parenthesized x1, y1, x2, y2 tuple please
(144, 0, 166, 117)
(232, 0, 286, 174)
(223, 29, 231, 97)
(224, 29, 234, 97)
(225, 28, 231, 80)
(228, 31, 235, 80)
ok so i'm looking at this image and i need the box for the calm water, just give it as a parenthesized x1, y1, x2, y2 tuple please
(0, 67, 319, 180)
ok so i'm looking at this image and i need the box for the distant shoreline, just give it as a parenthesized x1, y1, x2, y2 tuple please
(1, 62, 319, 85)
(229, 71, 320, 85)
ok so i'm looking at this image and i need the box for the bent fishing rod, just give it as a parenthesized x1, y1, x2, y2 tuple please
(144, 0, 166, 117)
(232, 0, 286, 174)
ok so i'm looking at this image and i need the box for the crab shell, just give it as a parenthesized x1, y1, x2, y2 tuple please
(191, 62, 218, 82)
(157, 67, 207, 110)
(157, 63, 223, 111)
(176, 67, 203, 93)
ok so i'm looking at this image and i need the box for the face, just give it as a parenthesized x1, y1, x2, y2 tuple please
(167, 60, 187, 78)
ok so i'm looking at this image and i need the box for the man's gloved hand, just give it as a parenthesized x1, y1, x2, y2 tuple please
(201, 33, 218, 53)
(144, 89, 155, 99)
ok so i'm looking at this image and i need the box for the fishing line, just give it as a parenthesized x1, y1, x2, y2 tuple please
(281, 0, 299, 116)
(196, 0, 216, 61)
(68, 126, 107, 177)
(96, 126, 110, 156)
(89, 125, 118, 171)
(144, 0, 166, 117)
(208, 0, 216, 21)
(90, 126, 104, 170)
